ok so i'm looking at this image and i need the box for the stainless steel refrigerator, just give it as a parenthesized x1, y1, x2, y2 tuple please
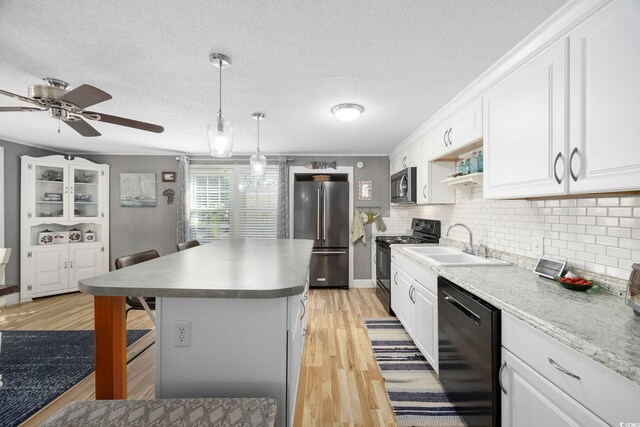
(293, 181, 349, 288)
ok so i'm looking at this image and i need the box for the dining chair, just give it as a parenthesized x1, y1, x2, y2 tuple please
(115, 249, 160, 325)
(177, 240, 200, 252)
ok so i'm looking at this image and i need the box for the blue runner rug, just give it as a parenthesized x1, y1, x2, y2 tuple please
(0, 329, 149, 427)
(365, 318, 467, 427)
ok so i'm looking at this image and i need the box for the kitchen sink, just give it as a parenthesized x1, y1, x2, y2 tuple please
(405, 247, 460, 256)
(405, 246, 510, 267)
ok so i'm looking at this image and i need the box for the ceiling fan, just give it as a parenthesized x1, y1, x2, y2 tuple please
(0, 78, 164, 137)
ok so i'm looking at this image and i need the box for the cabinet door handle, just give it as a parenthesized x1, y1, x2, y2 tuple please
(444, 129, 449, 147)
(422, 185, 427, 198)
(447, 128, 453, 145)
(64, 262, 68, 269)
(300, 300, 306, 320)
(548, 357, 581, 380)
(393, 272, 398, 285)
(569, 147, 580, 182)
(302, 328, 308, 337)
(69, 261, 73, 268)
(499, 361, 508, 395)
(553, 152, 563, 184)
(409, 286, 416, 304)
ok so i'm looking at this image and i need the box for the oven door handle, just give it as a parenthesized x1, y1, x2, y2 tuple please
(442, 291, 481, 325)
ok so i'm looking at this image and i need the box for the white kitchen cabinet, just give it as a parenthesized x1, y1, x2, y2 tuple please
(391, 250, 439, 371)
(413, 285, 438, 372)
(21, 155, 110, 301)
(483, 39, 568, 199)
(415, 137, 456, 205)
(391, 266, 414, 337)
(429, 98, 483, 161)
(501, 348, 607, 427)
(502, 312, 640, 425)
(568, 0, 640, 194)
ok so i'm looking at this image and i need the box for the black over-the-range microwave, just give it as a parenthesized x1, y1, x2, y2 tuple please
(390, 167, 417, 204)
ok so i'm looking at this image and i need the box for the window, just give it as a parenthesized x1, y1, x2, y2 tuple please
(190, 165, 279, 242)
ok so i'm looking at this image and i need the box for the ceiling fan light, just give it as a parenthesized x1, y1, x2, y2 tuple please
(331, 103, 364, 122)
(208, 112, 234, 158)
(250, 151, 267, 177)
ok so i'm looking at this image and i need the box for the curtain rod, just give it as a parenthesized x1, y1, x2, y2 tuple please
(180, 156, 294, 162)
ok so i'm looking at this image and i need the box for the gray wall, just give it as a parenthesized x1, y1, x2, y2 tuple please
(1, 139, 62, 288)
(289, 156, 390, 280)
(84, 155, 179, 270)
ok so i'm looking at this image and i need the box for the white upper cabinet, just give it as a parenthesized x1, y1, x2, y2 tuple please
(429, 98, 483, 161)
(568, 0, 640, 194)
(483, 39, 568, 199)
(416, 139, 456, 204)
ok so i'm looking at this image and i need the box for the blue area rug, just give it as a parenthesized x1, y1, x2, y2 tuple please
(365, 318, 467, 427)
(0, 329, 149, 427)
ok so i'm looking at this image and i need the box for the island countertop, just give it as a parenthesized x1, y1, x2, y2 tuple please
(79, 239, 314, 299)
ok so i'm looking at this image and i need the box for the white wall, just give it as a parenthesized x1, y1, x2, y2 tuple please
(389, 186, 640, 280)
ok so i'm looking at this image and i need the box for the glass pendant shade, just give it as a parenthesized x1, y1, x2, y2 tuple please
(208, 111, 233, 158)
(250, 151, 267, 177)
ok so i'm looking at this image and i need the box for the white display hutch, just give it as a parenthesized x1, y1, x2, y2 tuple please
(20, 155, 109, 301)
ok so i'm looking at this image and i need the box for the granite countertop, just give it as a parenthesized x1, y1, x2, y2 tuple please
(79, 239, 314, 298)
(393, 244, 640, 386)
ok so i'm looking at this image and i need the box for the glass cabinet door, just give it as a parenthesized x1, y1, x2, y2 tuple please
(70, 165, 102, 220)
(34, 162, 68, 219)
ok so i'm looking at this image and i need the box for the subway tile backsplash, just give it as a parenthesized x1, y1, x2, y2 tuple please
(388, 186, 640, 280)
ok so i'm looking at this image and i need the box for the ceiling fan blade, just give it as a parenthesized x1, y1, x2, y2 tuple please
(83, 111, 164, 133)
(0, 106, 44, 112)
(58, 84, 112, 109)
(64, 118, 101, 137)
(0, 88, 47, 109)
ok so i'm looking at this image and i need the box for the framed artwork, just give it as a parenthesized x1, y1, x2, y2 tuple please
(358, 180, 373, 201)
(162, 171, 176, 182)
(120, 173, 156, 207)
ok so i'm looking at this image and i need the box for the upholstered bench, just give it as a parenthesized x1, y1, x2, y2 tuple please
(41, 397, 277, 427)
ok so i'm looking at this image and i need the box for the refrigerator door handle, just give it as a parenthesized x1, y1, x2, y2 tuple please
(316, 188, 320, 241)
(323, 187, 327, 241)
(312, 250, 347, 255)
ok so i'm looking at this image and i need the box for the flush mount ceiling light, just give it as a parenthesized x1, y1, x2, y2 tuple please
(250, 112, 267, 177)
(331, 103, 364, 122)
(208, 53, 234, 158)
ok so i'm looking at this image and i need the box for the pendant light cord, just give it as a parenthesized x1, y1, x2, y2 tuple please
(257, 117, 260, 152)
(218, 58, 222, 114)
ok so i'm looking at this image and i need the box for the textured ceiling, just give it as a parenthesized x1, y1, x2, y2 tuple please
(0, 0, 566, 155)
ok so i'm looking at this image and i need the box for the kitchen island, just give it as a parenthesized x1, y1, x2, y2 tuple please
(79, 239, 313, 427)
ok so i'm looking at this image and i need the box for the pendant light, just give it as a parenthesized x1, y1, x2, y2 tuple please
(208, 53, 234, 158)
(250, 112, 267, 177)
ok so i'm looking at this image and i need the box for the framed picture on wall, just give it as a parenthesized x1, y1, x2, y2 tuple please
(120, 173, 156, 207)
(358, 180, 373, 201)
(162, 171, 176, 182)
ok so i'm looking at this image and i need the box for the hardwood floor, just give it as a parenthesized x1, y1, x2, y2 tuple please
(0, 288, 396, 426)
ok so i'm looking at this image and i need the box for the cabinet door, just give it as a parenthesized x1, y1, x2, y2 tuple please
(31, 245, 68, 295)
(69, 164, 104, 221)
(484, 39, 568, 198)
(428, 122, 452, 161)
(68, 244, 103, 290)
(568, 0, 640, 193)
(415, 140, 429, 204)
(28, 159, 70, 220)
(414, 286, 438, 373)
(501, 349, 607, 427)
(392, 267, 414, 337)
(450, 97, 483, 149)
(413, 286, 438, 371)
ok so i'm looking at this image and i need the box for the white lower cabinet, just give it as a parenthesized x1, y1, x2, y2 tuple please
(28, 243, 103, 297)
(391, 250, 439, 372)
(501, 348, 607, 427)
(502, 312, 640, 426)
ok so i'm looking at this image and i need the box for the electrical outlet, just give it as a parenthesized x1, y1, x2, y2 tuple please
(532, 236, 544, 256)
(174, 320, 191, 347)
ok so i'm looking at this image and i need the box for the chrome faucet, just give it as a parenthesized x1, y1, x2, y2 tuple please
(446, 223, 474, 254)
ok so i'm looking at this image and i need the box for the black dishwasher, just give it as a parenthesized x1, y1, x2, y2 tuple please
(438, 276, 501, 427)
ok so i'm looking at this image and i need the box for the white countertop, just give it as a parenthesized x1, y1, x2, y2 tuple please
(79, 239, 314, 298)
(393, 244, 640, 386)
